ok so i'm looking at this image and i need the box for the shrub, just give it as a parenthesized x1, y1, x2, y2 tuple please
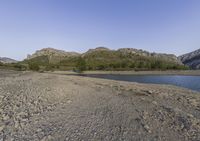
(13, 64, 27, 71)
(28, 63, 40, 71)
(45, 64, 55, 71)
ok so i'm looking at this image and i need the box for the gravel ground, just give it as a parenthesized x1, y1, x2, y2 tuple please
(0, 70, 200, 141)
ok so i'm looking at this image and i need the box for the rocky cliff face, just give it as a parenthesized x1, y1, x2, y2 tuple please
(178, 49, 200, 69)
(0, 57, 17, 64)
(27, 48, 80, 60)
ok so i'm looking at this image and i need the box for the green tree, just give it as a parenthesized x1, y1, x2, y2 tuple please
(129, 62, 135, 68)
(76, 57, 86, 72)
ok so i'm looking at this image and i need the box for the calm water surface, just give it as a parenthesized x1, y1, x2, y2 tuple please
(81, 74, 200, 92)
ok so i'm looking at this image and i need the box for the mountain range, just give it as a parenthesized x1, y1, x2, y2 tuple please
(1, 47, 200, 70)
(26, 47, 182, 64)
(24, 47, 185, 71)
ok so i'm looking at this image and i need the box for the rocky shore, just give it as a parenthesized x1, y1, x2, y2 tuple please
(0, 70, 200, 141)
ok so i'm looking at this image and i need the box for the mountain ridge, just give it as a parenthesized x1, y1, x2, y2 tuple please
(23, 47, 187, 71)
(0, 47, 182, 64)
(26, 47, 181, 64)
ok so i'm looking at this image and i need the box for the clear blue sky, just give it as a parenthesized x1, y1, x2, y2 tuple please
(0, 0, 200, 60)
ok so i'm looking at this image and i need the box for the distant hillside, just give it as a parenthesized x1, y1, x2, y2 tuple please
(82, 47, 184, 70)
(0, 57, 18, 64)
(178, 49, 200, 69)
(24, 47, 187, 71)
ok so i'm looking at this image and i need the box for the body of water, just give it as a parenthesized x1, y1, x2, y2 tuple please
(81, 74, 200, 92)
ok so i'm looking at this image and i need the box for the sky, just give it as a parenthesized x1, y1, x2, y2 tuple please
(0, 0, 200, 60)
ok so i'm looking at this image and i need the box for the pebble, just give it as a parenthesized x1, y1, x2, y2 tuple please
(152, 101, 158, 105)
(67, 100, 72, 104)
(0, 125, 5, 132)
(147, 90, 153, 94)
(142, 111, 149, 120)
(0, 95, 4, 100)
(14, 120, 20, 129)
(40, 135, 53, 141)
(3, 115, 9, 121)
(37, 128, 42, 132)
(144, 125, 151, 133)
(187, 113, 194, 118)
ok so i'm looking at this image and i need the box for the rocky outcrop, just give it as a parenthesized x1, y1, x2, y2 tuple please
(118, 48, 151, 56)
(27, 48, 80, 60)
(178, 49, 200, 69)
(0, 57, 17, 64)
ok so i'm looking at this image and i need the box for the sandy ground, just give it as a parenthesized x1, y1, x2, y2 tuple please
(0, 70, 200, 141)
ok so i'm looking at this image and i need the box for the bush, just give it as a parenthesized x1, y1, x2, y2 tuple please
(45, 64, 55, 71)
(129, 63, 135, 68)
(0, 62, 3, 66)
(28, 63, 40, 71)
(96, 64, 106, 70)
(14, 64, 27, 71)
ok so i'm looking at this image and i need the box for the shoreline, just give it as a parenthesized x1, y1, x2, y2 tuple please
(52, 70, 200, 76)
(1, 69, 200, 76)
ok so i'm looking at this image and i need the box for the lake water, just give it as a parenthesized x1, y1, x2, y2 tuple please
(81, 74, 200, 92)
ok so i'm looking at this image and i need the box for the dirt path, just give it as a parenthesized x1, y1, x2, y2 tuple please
(0, 71, 200, 141)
